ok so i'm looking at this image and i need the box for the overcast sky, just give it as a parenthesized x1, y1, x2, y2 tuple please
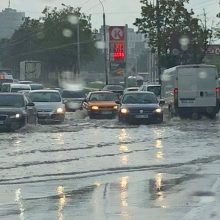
(0, 0, 219, 29)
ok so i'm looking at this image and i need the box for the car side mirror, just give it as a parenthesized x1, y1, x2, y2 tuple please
(27, 102, 35, 107)
(159, 99, 165, 106)
(115, 100, 121, 105)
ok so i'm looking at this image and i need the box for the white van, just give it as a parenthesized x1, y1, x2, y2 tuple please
(162, 64, 220, 119)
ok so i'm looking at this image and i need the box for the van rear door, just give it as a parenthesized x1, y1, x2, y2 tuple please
(178, 67, 217, 107)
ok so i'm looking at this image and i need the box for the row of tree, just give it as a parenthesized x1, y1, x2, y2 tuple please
(134, 0, 214, 69)
(0, 6, 97, 79)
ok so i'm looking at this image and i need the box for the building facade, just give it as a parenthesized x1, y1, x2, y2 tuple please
(0, 8, 25, 40)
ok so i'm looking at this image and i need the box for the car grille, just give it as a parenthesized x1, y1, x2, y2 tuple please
(0, 115, 7, 120)
(38, 109, 53, 113)
(129, 109, 154, 114)
(98, 106, 115, 110)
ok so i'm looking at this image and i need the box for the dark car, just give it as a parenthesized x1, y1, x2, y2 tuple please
(82, 91, 119, 119)
(0, 93, 37, 131)
(61, 89, 87, 112)
(118, 91, 163, 124)
(102, 84, 124, 97)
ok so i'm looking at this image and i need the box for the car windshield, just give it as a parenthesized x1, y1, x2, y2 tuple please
(147, 86, 161, 96)
(89, 93, 118, 101)
(103, 85, 124, 91)
(29, 92, 61, 102)
(62, 90, 85, 98)
(11, 87, 30, 92)
(122, 93, 158, 104)
(30, 84, 44, 90)
(0, 95, 24, 107)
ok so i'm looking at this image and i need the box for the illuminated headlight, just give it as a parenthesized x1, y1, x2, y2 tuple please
(10, 113, 21, 119)
(113, 105, 118, 110)
(91, 106, 99, 110)
(57, 107, 64, 114)
(154, 108, 162, 113)
(120, 108, 129, 114)
(16, 113, 21, 118)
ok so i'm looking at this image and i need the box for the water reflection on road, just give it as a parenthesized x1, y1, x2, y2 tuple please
(0, 114, 220, 219)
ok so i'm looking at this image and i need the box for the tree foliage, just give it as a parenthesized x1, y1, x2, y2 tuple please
(0, 6, 96, 77)
(134, 0, 211, 68)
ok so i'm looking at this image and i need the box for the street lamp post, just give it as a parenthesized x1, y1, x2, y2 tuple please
(98, 0, 108, 85)
(156, 0, 161, 85)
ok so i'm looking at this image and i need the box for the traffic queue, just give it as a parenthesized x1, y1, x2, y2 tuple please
(1, 63, 220, 131)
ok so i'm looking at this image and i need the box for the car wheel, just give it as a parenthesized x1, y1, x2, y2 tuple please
(191, 112, 201, 120)
(89, 113, 96, 119)
(208, 113, 216, 119)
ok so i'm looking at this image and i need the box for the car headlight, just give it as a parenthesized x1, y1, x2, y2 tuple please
(154, 108, 162, 113)
(16, 113, 21, 118)
(10, 113, 22, 119)
(120, 108, 129, 114)
(91, 106, 99, 110)
(113, 105, 118, 110)
(57, 107, 64, 114)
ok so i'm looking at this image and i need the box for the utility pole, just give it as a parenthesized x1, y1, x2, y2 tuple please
(77, 22, 80, 76)
(156, 0, 161, 85)
(98, 0, 108, 85)
(8, 0, 11, 8)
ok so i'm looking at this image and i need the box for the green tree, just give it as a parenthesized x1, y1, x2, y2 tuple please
(0, 6, 96, 79)
(134, 0, 211, 68)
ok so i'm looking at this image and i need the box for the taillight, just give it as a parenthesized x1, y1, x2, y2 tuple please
(216, 87, 220, 93)
(173, 88, 178, 94)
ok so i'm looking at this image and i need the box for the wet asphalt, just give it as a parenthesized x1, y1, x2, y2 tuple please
(0, 112, 220, 220)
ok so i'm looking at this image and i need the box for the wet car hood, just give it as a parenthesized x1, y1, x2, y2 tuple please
(33, 102, 64, 111)
(0, 107, 24, 115)
(63, 98, 84, 102)
(88, 101, 117, 107)
(121, 103, 160, 110)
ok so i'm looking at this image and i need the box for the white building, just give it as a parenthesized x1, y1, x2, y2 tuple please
(0, 8, 25, 40)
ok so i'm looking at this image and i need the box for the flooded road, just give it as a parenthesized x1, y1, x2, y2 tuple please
(1, 113, 220, 220)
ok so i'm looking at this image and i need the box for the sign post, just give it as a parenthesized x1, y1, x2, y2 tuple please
(109, 26, 126, 84)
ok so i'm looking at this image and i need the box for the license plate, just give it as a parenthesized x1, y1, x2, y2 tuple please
(0, 121, 4, 125)
(102, 111, 112, 115)
(135, 114, 148, 119)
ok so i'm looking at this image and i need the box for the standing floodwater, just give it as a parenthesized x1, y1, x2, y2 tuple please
(0, 114, 220, 220)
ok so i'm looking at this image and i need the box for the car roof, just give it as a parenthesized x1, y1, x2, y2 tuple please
(89, 90, 115, 94)
(123, 91, 155, 95)
(29, 89, 61, 93)
(30, 83, 43, 85)
(146, 84, 161, 87)
(125, 87, 139, 90)
(10, 83, 31, 88)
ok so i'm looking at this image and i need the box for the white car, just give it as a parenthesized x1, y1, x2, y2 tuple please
(10, 83, 31, 93)
(28, 90, 65, 123)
